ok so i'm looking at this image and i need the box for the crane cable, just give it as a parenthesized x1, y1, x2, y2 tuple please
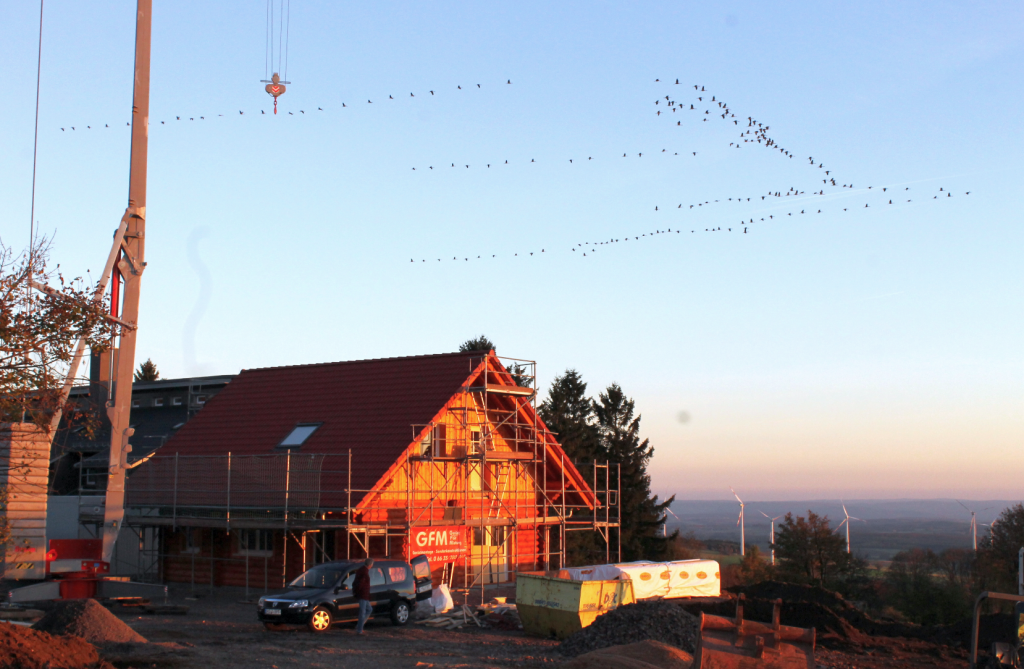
(264, 0, 290, 113)
(28, 0, 44, 320)
(265, 0, 290, 81)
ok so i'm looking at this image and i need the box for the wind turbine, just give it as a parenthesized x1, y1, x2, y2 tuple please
(662, 505, 681, 538)
(837, 502, 865, 554)
(760, 511, 782, 565)
(957, 500, 990, 551)
(730, 487, 745, 556)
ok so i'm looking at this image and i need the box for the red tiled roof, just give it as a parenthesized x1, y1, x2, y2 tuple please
(157, 351, 488, 495)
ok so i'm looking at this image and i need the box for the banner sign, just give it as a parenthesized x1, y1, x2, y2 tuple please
(409, 527, 466, 564)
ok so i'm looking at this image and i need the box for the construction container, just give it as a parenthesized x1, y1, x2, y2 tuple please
(515, 572, 635, 639)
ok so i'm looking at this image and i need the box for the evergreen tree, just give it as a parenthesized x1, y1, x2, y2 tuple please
(459, 335, 495, 352)
(538, 370, 602, 462)
(134, 358, 159, 382)
(539, 370, 605, 565)
(458, 335, 530, 386)
(595, 383, 676, 561)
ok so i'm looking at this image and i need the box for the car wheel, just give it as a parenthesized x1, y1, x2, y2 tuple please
(307, 606, 333, 633)
(390, 600, 411, 626)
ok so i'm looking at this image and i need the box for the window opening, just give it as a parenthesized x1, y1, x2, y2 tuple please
(237, 529, 273, 555)
(184, 528, 202, 554)
(433, 425, 446, 457)
(278, 423, 321, 448)
(171, 397, 182, 406)
(154, 397, 164, 407)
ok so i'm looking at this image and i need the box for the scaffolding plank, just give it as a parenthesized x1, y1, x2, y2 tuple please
(465, 384, 536, 397)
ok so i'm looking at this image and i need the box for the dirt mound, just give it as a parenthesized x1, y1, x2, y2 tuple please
(732, 581, 854, 612)
(564, 640, 693, 669)
(33, 599, 146, 644)
(560, 601, 698, 658)
(0, 621, 113, 669)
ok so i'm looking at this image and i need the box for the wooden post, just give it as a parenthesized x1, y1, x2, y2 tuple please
(226, 452, 231, 528)
(172, 452, 178, 530)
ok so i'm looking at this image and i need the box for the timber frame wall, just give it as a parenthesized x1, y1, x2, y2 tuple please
(112, 357, 621, 601)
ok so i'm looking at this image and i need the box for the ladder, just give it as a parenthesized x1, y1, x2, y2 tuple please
(488, 463, 511, 518)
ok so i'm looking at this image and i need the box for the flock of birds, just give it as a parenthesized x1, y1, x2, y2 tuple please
(55, 75, 970, 264)
(54, 79, 509, 132)
(409, 184, 968, 262)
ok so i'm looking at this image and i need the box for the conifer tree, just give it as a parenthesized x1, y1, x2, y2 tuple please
(595, 383, 676, 561)
(539, 370, 604, 565)
(459, 335, 495, 352)
(538, 369, 602, 462)
(134, 358, 159, 382)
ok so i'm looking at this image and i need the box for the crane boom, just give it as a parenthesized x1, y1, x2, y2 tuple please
(101, 0, 151, 563)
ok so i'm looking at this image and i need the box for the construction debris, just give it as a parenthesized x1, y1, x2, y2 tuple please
(560, 600, 699, 657)
(414, 600, 522, 631)
(694, 598, 816, 669)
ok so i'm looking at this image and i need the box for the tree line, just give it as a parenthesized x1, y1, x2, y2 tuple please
(699, 504, 1024, 625)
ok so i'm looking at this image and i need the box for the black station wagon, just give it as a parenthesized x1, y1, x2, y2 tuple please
(258, 555, 432, 632)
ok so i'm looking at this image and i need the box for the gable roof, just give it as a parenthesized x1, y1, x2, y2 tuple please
(157, 351, 488, 493)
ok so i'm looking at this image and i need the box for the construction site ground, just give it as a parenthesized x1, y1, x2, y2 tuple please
(1, 583, 979, 669)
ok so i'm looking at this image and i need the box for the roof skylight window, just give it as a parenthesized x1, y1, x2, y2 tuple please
(278, 423, 321, 448)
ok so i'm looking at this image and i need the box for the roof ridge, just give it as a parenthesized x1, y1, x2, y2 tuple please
(239, 349, 490, 374)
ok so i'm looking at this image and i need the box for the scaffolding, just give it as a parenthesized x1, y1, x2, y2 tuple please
(115, 355, 621, 603)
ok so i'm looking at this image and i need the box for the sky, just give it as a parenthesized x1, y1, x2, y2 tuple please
(2, 1, 1022, 501)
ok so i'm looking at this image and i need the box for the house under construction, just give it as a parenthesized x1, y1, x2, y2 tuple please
(114, 350, 620, 597)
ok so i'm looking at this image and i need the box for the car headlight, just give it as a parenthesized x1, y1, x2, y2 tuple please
(258, 597, 266, 608)
(288, 600, 308, 609)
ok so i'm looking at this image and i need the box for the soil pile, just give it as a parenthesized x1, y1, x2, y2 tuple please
(33, 599, 147, 644)
(564, 640, 693, 669)
(560, 601, 698, 658)
(0, 621, 113, 669)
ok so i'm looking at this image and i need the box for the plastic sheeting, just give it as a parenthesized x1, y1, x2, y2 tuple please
(430, 583, 454, 613)
(563, 559, 721, 599)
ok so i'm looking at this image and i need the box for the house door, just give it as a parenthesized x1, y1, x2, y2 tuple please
(470, 526, 509, 585)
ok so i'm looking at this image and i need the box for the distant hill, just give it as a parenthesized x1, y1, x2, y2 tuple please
(666, 499, 1019, 561)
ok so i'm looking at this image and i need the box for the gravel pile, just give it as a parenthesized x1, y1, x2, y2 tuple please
(559, 601, 698, 658)
(33, 599, 146, 644)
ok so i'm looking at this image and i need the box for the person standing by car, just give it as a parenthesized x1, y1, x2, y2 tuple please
(353, 558, 373, 634)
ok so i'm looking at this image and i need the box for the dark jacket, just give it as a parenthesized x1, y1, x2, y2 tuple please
(353, 565, 371, 601)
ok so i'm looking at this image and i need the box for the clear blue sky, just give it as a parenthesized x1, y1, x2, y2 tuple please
(2, 1, 1021, 500)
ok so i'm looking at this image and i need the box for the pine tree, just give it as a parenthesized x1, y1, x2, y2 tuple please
(539, 370, 607, 565)
(595, 383, 676, 561)
(538, 370, 602, 462)
(458, 336, 529, 386)
(134, 358, 159, 382)
(459, 335, 495, 352)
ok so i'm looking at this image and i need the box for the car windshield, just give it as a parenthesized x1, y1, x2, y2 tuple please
(288, 564, 347, 589)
